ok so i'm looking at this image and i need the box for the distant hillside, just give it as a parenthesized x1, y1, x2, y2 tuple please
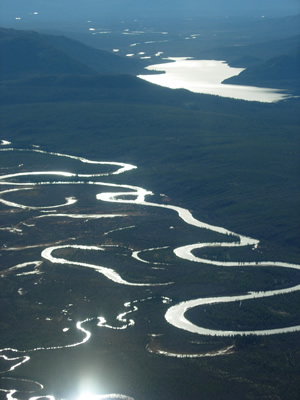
(223, 49, 300, 91)
(0, 28, 146, 80)
(198, 33, 300, 68)
(0, 28, 94, 78)
(42, 33, 146, 75)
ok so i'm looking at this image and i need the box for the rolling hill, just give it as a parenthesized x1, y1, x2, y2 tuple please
(223, 49, 300, 91)
(0, 27, 146, 79)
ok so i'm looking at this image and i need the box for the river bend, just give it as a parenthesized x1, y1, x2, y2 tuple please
(0, 146, 299, 399)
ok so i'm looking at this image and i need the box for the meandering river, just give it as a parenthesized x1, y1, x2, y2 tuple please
(0, 145, 299, 399)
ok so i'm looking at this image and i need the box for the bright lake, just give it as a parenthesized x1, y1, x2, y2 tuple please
(138, 58, 291, 103)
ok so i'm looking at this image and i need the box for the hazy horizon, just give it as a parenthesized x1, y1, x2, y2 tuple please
(1, 0, 299, 26)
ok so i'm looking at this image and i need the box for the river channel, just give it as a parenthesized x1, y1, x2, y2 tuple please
(0, 145, 299, 399)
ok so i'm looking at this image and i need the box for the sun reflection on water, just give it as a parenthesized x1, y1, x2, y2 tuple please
(77, 392, 96, 400)
(76, 394, 134, 400)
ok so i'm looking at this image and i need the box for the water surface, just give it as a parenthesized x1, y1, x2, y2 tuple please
(138, 58, 291, 103)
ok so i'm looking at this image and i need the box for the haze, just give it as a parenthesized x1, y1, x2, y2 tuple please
(1, 0, 300, 24)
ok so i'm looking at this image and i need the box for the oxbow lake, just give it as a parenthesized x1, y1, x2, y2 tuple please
(138, 58, 291, 103)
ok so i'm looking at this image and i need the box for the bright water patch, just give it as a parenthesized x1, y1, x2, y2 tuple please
(138, 58, 291, 103)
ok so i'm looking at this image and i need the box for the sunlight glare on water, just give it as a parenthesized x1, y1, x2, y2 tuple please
(138, 58, 291, 102)
(77, 393, 96, 400)
(76, 394, 134, 400)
